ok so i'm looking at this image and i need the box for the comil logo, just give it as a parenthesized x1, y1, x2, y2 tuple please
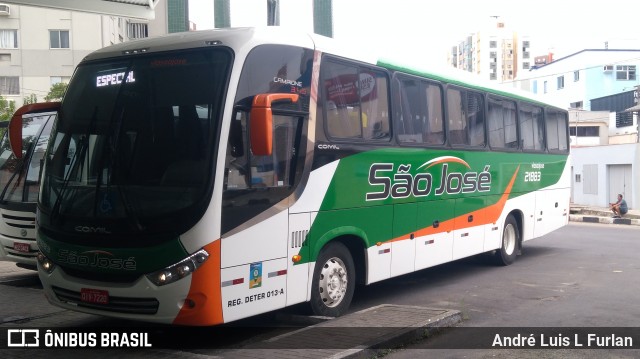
(7, 329, 40, 347)
(366, 156, 492, 201)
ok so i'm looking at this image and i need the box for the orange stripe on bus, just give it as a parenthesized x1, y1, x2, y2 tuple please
(386, 166, 520, 244)
(173, 240, 223, 326)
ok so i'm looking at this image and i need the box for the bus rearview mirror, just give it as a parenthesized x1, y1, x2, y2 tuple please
(250, 93, 299, 156)
(8, 102, 61, 159)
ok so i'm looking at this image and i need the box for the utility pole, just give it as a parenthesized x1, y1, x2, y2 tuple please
(267, 0, 279, 26)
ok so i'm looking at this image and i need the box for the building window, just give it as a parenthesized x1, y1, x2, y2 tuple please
(50, 30, 70, 49)
(127, 22, 149, 39)
(0, 29, 18, 48)
(569, 126, 600, 137)
(574, 71, 580, 82)
(616, 112, 633, 127)
(616, 65, 636, 80)
(523, 51, 530, 59)
(557, 75, 564, 89)
(489, 41, 497, 48)
(543, 81, 548, 94)
(0, 76, 19, 95)
(50, 76, 70, 85)
(522, 41, 530, 48)
(523, 62, 530, 69)
(570, 101, 583, 109)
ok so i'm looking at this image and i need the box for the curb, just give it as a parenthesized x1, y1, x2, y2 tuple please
(569, 214, 639, 226)
(220, 305, 463, 359)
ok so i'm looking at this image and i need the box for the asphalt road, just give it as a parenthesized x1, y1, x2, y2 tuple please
(381, 221, 640, 358)
(1, 222, 639, 358)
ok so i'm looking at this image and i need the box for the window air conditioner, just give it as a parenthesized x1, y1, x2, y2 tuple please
(603, 65, 614, 72)
(0, 4, 9, 16)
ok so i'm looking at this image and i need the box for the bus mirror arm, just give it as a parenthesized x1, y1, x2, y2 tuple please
(9, 102, 61, 159)
(249, 93, 299, 156)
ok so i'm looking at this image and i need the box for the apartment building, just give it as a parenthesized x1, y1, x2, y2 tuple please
(448, 19, 532, 83)
(0, 1, 180, 107)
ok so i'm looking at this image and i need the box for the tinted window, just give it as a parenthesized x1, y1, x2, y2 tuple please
(322, 60, 390, 141)
(394, 75, 444, 145)
(546, 109, 569, 152)
(519, 104, 545, 151)
(487, 97, 517, 149)
(447, 88, 485, 147)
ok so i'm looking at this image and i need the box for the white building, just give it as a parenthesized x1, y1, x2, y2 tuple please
(513, 49, 640, 111)
(0, 3, 170, 106)
(514, 49, 640, 210)
(448, 19, 532, 83)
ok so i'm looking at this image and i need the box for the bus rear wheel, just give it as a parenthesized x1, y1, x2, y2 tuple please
(493, 215, 519, 266)
(310, 241, 355, 317)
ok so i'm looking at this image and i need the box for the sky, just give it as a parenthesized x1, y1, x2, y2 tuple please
(187, 0, 640, 64)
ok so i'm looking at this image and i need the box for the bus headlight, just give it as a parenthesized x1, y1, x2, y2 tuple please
(146, 249, 209, 287)
(37, 251, 56, 274)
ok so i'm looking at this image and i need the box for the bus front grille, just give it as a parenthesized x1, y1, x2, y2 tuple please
(2, 213, 36, 229)
(51, 286, 159, 315)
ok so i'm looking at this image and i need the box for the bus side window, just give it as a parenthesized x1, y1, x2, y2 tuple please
(447, 88, 485, 147)
(424, 83, 444, 145)
(519, 104, 545, 151)
(546, 109, 568, 152)
(250, 115, 300, 187)
(361, 71, 390, 141)
(488, 97, 517, 149)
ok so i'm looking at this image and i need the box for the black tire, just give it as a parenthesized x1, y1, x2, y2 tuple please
(493, 215, 519, 266)
(310, 241, 355, 317)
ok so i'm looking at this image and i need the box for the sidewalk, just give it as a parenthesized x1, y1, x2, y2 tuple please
(570, 204, 640, 226)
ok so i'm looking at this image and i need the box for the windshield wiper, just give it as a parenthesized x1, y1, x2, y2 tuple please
(50, 107, 96, 223)
(94, 66, 145, 232)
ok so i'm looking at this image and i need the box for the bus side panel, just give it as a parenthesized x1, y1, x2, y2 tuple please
(414, 199, 455, 270)
(452, 196, 486, 260)
(533, 187, 570, 239)
(390, 202, 416, 277)
(220, 257, 288, 323)
(220, 210, 288, 268)
(286, 212, 310, 306)
(366, 241, 392, 285)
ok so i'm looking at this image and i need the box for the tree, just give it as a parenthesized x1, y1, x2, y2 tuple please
(0, 95, 16, 122)
(0, 95, 16, 139)
(23, 93, 38, 105)
(44, 82, 68, 102)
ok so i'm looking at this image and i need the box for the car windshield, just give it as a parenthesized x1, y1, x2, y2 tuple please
(39, 48, 231, 233)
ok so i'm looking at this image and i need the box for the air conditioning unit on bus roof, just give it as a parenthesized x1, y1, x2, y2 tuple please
(603, 65, 614, 72)
(0, 4, 9, 16)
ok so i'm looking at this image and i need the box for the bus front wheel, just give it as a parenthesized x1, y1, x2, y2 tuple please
(310, 241, 355, 317)
(494, 215, 519, 266)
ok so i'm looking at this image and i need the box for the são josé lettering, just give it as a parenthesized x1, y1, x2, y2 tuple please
(492, 333, 633, 348)
(366, 161, 491, 201)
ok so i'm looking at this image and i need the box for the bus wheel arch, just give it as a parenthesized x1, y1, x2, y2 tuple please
(493, 212, 522, 266)
(309, 235, 365, 317)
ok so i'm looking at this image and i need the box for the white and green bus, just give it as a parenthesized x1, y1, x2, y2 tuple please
(17, 27, 569, 325)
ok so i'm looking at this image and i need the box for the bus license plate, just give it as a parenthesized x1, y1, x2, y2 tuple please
(80, 288, 109, 305)
(13, 242, 30, 253)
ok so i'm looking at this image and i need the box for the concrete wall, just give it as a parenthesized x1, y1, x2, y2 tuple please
(571, 143, 640, 209)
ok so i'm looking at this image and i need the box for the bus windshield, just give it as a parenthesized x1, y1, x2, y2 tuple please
(39, 48, 232, 236)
